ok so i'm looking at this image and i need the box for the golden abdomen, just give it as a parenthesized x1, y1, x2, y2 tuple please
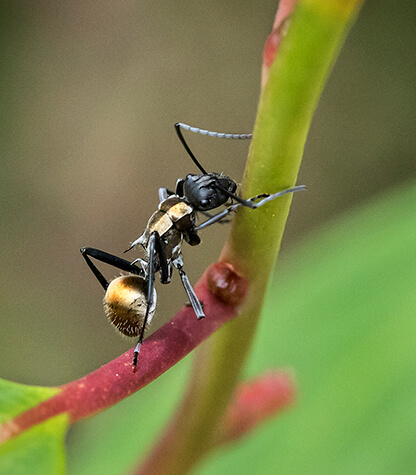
(103, 275, 157, 337)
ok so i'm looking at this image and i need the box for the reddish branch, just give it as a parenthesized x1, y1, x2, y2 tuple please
(214, 370, 295, 446)
(0, 263, 295, 459)
(0, 263, 247, 444)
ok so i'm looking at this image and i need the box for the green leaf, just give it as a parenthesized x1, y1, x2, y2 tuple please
(0, 379, 58, 422)
(0, 379, 69, 474)
(0, 416, 68, 475)
(199, 180, 416, 473)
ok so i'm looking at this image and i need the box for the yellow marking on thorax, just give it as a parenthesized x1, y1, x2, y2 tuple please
(168, 202, 192, 222)
(149, 212, 173, 235)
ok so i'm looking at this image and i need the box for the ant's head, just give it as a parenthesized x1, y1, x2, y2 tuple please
(178, 173, 237, 211)
(174, 122, 250, 210)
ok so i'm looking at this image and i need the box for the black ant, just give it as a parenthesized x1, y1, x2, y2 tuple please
(81, 122, 305, 369)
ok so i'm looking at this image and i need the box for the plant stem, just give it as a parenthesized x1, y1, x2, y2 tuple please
(136, 0, 363, 473)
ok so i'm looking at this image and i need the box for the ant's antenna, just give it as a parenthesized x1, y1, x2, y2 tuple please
(176, 123, 252, 140)
(175, 122, 252, 174)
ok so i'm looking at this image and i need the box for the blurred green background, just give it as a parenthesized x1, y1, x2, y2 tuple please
(0, 1, 415, 473)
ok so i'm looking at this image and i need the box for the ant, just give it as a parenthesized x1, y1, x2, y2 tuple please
(81, 122, 305, 369)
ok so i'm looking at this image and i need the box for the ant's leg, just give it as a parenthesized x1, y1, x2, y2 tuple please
(130, 257, 148, 275)
(195, 205, 239, 231)
(198, 209, 233, 223)
(158, 188, 176, 202)
(152, 231, 170, 284)
(247, 185, 306, 208)
(159, 188, 168, 202)
(133, 231, 169, 368)
(133, 233, 157, 367)
(172, 256, 205, 320)
(175, 179, 184, 197)
(195, 193, 276, 231)
(80, 247, 145, 290)
(214, 184, 306, 209)
(195, 185, 306, 231)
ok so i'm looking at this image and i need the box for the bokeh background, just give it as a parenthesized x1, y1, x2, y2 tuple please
(0, 1, 415, 473)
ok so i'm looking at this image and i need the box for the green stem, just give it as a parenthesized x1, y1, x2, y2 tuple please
(137, 1, 363, 473)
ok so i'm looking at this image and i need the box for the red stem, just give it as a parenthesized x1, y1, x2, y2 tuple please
(215, 370, 296, 445)
(0, 264, 247, 444)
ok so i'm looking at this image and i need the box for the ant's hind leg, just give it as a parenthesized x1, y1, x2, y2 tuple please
(80, 247, 145, 290)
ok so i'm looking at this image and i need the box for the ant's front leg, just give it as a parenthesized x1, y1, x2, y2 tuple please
(195, 206, 239, 231)
(195, 185, 306, 231)
(214, 184, 307, 209)
(198, 209, 233, 225)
